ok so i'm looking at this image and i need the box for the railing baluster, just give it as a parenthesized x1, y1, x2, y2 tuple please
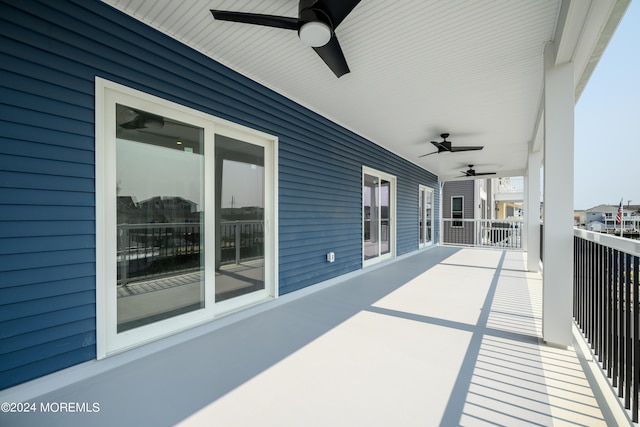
(583, 238, 588, 329)
(591, 242, 600, 353)
(597, 242, 604, 362)
(613, 249, 619, 387)
(573, 236, 581, 325)
(441, 218, 523, 249)
(633, 253, 639, 423)
(617, 249, 624, 395)
(591, 240, 597, 349)
(580, 236, 584, 323)
(625, 252, 632, 408)
(607, 246, 613, 376)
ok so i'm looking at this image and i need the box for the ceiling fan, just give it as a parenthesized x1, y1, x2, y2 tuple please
(419, 133, 484, 157)
(457, 165, 496, 178)
(210, 0, 360, 78)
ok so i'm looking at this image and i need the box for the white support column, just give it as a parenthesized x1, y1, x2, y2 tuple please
(527, 149, 541, 272)
(438, 182, 444, 246)
(523, 176, 529, 249)
(542, 43, 574, 347)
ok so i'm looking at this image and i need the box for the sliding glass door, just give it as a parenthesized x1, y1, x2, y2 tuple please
(97, 78, 277, 357)
(419, 185, 434, 248)
(363, 167, 396, 266)
(115, 104, 206, 332)
(214, 135, 265, 303)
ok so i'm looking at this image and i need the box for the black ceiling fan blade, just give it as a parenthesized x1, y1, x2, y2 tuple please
(210, 10, 298, 30)
(418, 151, 438, 158)
(314, 0, 361, 28)
(474, 172, 496, 176)
(450, 146, 484, 152)
(313, 35, 349, 77)
(430, 141, 452, 152)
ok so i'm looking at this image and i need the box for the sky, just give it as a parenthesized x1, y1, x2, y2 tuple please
(117, 139, 264, 210)
(574, 0, 639, 210)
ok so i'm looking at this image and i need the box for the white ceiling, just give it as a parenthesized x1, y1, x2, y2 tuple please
(101, 0, 626, 181)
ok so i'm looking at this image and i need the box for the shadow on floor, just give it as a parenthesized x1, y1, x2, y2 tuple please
(0, 247, 608, 426)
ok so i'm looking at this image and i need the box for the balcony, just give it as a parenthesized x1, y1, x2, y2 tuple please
(442, 219, 523, 249)
(2, 245, 630, 426)
(494, 177, 525, 203)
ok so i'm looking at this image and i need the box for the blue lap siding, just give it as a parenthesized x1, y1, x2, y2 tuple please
(0, 0, 438, 390)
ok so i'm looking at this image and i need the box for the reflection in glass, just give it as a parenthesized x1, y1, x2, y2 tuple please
(426, 191, 432, 242)
(363, 174, 377, 260)
(363, 174, 390, 260)
(115, 104, 204, 332)
(419, 190, 424, 245)
(215, 135, 265, 301)
(380, 179, 390, 255)
(419, 188, 433, 245)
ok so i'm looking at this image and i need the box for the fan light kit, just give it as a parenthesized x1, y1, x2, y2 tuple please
(299, 21, 331, 47)
(211, 0, 361, 77)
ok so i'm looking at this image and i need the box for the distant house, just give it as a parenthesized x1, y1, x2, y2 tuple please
(441, 177, 525, 247)
(585, 203, 640, 231)
(442, 179, 494, 245)
(573, 210, 586, 227)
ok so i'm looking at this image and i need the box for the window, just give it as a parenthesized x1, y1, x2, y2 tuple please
(452, 196, 464, 227)
(363, 167, 396, 266)
(96, 78, 277, 357)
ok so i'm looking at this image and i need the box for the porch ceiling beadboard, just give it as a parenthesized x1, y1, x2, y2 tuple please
(0, 0, 437, 389)
(102, 0, 561, 180)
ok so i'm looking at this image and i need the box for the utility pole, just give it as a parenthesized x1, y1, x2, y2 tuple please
(629, 200, 634, 236)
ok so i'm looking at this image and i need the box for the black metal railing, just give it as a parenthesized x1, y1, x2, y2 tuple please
(117, 220, 263, 286)
(573, 230, 640, 422)
(218, 220, 264, 264)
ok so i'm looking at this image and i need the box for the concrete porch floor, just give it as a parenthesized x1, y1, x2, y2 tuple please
(0, 246, 627, 426)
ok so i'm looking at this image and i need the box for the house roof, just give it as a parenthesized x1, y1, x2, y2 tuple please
(586, 204, 640, 213)
(101, 0, 630, 181)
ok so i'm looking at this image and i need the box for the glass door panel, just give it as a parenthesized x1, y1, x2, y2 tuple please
(363, 169, 395, 264)
(380, 179, 390, 256)
(426, 190, 433, 244)
(363, 173, 378, 261)
(419, 186, 434, 247)
(419, 190, 425, 245)
(215, 135, 265, 301)
(115, 104, 205, 332)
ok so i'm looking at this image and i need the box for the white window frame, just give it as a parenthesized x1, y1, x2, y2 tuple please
(95, 78, 278, 358)
(451, 195, 464, 228)
(362, 166, 396, 267)
(419, 185, 434, 248)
